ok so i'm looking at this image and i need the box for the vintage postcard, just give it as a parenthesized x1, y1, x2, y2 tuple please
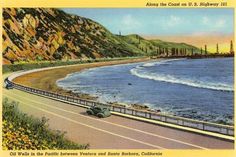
(0, 0, 235, 157)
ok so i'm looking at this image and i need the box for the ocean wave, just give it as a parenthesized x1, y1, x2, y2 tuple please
(130, 67, 233, 92)
(142, 58, 185, 67)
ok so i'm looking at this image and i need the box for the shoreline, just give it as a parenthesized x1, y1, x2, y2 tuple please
(13, 57, 154, 104)
(12, 57, 234, 124)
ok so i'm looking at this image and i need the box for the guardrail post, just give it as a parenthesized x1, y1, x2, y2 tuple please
(161, 116, 166, 122)
(145, 112, 149, 118)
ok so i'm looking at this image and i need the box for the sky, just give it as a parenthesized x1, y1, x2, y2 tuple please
(62, 8, 234, 52)
(63, 8, 233, 36)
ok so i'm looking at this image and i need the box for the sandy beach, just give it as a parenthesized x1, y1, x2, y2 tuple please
(13, 57, 151, 100)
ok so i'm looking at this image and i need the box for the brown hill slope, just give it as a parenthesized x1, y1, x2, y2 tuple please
(2, 8, 200, 64)
(3, 8, 144, 64)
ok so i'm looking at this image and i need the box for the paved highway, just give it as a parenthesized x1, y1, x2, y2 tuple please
(3, 87, 234, 149)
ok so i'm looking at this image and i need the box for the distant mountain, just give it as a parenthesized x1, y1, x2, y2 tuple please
(2, 8, 200, 64)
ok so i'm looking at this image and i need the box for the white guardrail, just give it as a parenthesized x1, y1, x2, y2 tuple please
(5, 71, 234, 137)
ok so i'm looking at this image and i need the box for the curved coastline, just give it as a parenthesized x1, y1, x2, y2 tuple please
(12, 57, 152, 100)
(55, 58, 233, 125)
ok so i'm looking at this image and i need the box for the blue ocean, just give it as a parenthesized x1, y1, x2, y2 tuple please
(57, 58, 234, 125)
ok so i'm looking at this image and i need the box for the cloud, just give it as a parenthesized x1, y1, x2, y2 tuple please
(166, 15, 181, 27)
(202, 16, 226, 29)
(202, 16, 210, 25)
(121, 14, 141, 28)
(215, 18, 226, 28)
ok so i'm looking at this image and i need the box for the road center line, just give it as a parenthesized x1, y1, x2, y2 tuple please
(4, 94, 165, 149)
(4, 90, 208, 149)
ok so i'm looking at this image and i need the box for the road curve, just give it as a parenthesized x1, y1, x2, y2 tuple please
(3, 87, 234, 149)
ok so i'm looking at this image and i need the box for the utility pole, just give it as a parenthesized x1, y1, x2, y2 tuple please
(230, 40, 234, 54)
(204, 45, 207, 55)
(216, 43, 219, 54)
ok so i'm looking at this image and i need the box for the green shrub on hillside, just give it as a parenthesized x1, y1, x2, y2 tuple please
(2, 57, 138, 74)
(2, 98, 89, 150)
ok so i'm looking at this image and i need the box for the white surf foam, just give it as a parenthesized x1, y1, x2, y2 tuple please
(130, 66, 233, 92)
(142, 58, 185, 67)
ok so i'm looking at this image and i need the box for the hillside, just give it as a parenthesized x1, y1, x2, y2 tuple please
(119, 34, 200, 56)
(2, 8, 200, 64)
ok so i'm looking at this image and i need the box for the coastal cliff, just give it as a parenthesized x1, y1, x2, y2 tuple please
(3, 8, 199, 64)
